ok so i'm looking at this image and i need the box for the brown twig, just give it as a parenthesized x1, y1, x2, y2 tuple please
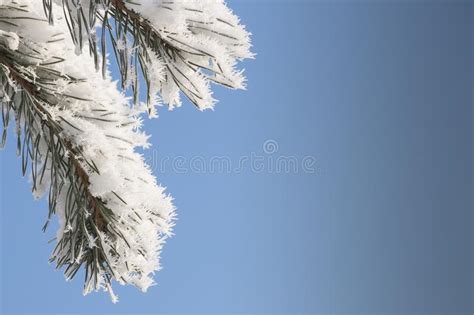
(0, 55, 107, 231)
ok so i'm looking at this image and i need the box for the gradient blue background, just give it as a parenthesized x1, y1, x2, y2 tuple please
(1, 1, 473, 314)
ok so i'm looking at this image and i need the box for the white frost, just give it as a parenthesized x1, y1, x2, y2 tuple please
(0, 0, 175, 299)
(0, 0, 252, 302)
(0, 30, 19, 50)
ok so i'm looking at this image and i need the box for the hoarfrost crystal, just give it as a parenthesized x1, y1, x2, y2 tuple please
(0, 0, 252, 302)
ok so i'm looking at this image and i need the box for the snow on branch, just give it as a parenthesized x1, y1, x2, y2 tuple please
(1, 0, 252, 303)
(0, 0, 174, 302)
(46, 0, 254, 112)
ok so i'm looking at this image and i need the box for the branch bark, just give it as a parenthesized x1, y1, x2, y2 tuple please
(0, 55, 107, 231)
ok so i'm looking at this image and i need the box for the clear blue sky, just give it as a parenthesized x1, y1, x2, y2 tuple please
(1, 1, 473, 314)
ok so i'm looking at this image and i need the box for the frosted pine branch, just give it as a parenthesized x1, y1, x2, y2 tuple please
(0, 0, 252, 302)
(46, 0, 254, 112)
(0, 0, 175, 302)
